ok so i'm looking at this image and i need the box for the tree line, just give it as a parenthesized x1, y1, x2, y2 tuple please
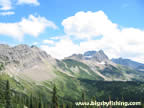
(0, 79, 144, 108)
(0, 78, 73, 108)
(0, 63, 144, 108)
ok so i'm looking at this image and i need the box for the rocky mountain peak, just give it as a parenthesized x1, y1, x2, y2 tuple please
(0, 44, 57, 81)
(84, 50, 109, 62)
(98, 50, 105, 55)
(0, 44, 54, 65)
(67, 50, 109, 62)
(84, 51, 97, 56)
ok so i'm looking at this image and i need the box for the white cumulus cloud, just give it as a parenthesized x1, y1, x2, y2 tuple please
(17, 0, 40, 6)
(41, 38, 80, 59)
(41, 11, 144, 63)
(0, 0, 40, 14)
(0, 14, 57, 41)
(62, 11, 118, 39)
(43, 40, 55, 44)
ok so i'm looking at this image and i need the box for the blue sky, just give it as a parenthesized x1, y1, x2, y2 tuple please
(0, 0, 144, 63)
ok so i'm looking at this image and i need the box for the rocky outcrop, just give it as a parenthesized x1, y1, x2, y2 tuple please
(84, 50, 109, 62)
(0, 44, 57, 81)
(67, 50, 109, 63)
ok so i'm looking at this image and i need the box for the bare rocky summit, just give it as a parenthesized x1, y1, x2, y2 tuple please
(67, 50, 109, 62)
(0, 44, 57, 81)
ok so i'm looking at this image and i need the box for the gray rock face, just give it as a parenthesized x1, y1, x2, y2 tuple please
(67, 50, 109, 62)
(84, 51, 97, 56)
(84, 50, 109, 62)
(0, 44, 57, 81)
(0, 44, 51, 65)
(0, 45, 50, 62)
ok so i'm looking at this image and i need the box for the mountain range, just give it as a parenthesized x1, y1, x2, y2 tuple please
(112, 58, 144, 72)
(1, 44, 144, 82)
(0, 44, 144, 105)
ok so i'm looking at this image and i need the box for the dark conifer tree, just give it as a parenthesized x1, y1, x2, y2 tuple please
(5, 80, 11, 108)
(29, 94, 33, 108)
(38, 97, 43, 108)
(0, 63, 4, 71)
(82, 92, 86, 102)
(66, 104, 69, 108)
(0, 81, 5, 107)
(82, 92, 86, 108)
(52, 85, 58, 108)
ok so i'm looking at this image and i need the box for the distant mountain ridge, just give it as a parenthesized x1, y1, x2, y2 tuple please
(66, 49, 144, 81)
(111, 58, 144, 71)
(0, 44, 144, 83)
